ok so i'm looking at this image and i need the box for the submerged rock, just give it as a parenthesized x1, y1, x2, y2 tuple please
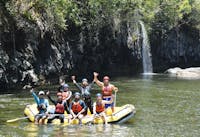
(165, 67, 200, 79)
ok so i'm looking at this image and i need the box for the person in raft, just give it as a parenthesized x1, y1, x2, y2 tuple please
(30, 89, 49, 124)
(93, 72, 118, 112)
(69, 92, 87, 124)
(57, 76, 66, 94)
(93, 93, 113, 124)
(60, 84, 72, 113)
(71, 75, 94, 114)
(46, 91, 69, 123)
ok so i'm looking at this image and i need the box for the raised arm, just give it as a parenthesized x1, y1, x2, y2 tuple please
(74, 83, 83, 92)
(46, 91, 56, 105)
(93, 72, 104, 87)
(88, 81, 95, 91)
(71, 76, 82, 91)
(30, 89, 39, 105)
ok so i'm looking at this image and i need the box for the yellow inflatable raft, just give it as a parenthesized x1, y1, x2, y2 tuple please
(24, 104, 136, 125)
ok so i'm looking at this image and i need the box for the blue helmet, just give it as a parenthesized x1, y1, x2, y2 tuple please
(96, 93, 102, 97)
(63, 84, 69, 88)
(74, 92, 81, 97)
(82, 78, 88, 83)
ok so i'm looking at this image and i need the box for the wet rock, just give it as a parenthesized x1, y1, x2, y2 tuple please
(165, 67, 182, 76)
(165, 67, 200, 79)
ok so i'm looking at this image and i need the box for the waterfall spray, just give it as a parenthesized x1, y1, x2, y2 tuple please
(139, 21, 153, 73)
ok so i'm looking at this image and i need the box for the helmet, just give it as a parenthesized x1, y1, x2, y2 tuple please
(103, 76, 110, 81)
(96, 93, 102, 97)
(38, 91, 45, 95)
(82, 78, 88, 83)
(74, 92, 81, 97)
(57, 92, 62, 96)
(63, 84, 69, 88)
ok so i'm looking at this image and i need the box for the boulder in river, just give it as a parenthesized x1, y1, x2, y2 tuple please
(165, 67, 200, 79)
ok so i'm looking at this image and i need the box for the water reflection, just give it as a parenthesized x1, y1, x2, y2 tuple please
(23, 124, 133, 137)
(57, 124, 131, 137)
(24, 123, 39, 137)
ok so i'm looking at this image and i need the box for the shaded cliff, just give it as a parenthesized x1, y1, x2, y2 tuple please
(1, 0, 200, 89)
(151, 25, 200, 72)
(0, 2, 140, 89)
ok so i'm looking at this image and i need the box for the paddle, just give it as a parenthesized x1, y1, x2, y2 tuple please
(6, 114, 63, 123)
(114, 91, 117, 108)
(7, 104, 35, 123)
(6, 116, 29, 123)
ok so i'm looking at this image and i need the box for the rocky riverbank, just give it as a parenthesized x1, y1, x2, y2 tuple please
(165, 67, 200, 79)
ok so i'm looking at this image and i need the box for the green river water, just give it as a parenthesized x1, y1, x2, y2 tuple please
(0, 74, 199, 137)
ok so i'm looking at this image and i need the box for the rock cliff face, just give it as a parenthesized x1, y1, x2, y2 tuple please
(0, 4, 139, 89)
(1, 2, 200, 89)
(150, 25, 200, 72)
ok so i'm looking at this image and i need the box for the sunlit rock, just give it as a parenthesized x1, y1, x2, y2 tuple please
(165, 67, 200, 79)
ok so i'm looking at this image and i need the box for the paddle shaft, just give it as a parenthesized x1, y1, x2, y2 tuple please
(114, 91, 117, 107)
(6, 116, 29, 123)
(7, 114, 64, 123)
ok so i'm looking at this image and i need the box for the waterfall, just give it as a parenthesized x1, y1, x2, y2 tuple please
(139, 21, 153, 73)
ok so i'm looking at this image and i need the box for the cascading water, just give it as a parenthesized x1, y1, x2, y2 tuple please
(139, 21, 153, 73)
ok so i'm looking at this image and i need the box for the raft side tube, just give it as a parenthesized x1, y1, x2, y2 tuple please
(24, 104, 136, 125)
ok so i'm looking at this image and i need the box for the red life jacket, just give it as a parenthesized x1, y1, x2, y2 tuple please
(71, 101, 83, 113)
(102, 85, 113, 96)
(96, 102, 105, 113)
(55, 103, 65, 114)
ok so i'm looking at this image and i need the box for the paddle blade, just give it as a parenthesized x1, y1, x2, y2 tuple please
(6, 117, 28, 123)
(6, 118, 19, 123)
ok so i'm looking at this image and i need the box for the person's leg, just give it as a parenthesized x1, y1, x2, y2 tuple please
(85, 97, 93, 114)
(47, 117, 53, 123)
(66, 100, 71, 114)
(59, 114, 65, 123)
(104, 97, 114, 112)
(48, 114, 59, 123)
(68, 114, 73, 123)
(88, 100, 93, 114)
(111, 102, 114, 113)
(78, 114, 83, 124)
(34, 114, 40, 124)
(101, 113, 108, 124)
(103, 97, 111, 109)
(41, 114, 47, 124)
(83, 106, 88, 115)
(83, 98, 89, 115)
(105, 103, 111, 109)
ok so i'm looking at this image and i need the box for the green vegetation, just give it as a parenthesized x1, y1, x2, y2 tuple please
(2, 0, 200, 34)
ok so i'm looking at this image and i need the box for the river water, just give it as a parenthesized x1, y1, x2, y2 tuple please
(0, 75, 199, 137)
